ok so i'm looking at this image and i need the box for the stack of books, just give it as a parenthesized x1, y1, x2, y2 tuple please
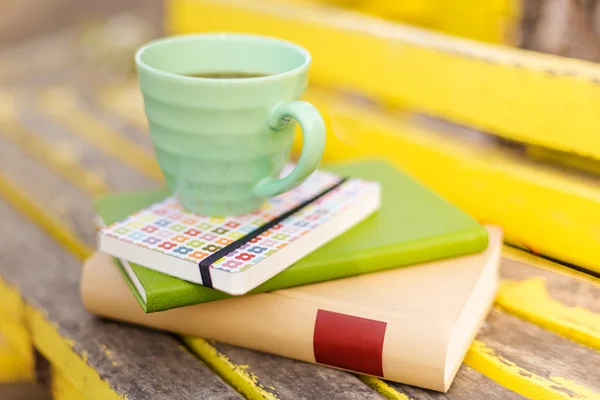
(81, 159, 501, 392)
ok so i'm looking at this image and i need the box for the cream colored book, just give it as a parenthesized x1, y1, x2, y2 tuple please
(81, 226, 501, 392)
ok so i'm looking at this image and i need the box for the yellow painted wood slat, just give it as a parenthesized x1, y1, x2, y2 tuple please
(464, 340, 600, 399)
(0, 176, 120, 396)
(0, 318, 32, 364)
(498, 249, 600, 351)
(26, 305, 125, 400)
(167, 0, 600, 161)
(357, 376, 412, 400)
(0, 173, 92, 261)
(0, 271, 27, 323)
(0, 93, 110, 197)
(36, 87, 162, 181)
(356, 0, 520, 44)
(0, 279, 32, 382)
(182, 338, 281, 400)
(498, 279, 600, 351)
(0, 173, 289, 400)
(0, 276, 120, 399)
(51, 366, 87, 400)
(0, 325, 34, 382)
(0, 127, 110, 197)
(0, 177, 245, 399)
(302, 88, 600, 274)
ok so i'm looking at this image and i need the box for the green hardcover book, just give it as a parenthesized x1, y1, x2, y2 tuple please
(94, 159, 488, 312)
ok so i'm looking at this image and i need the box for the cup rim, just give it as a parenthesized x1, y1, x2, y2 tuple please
(135, 33, 312, 83)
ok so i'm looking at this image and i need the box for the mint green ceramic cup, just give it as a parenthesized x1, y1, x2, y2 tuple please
(135, 33, 326, 216)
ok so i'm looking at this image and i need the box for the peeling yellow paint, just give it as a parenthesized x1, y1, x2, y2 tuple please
(552, 377, 600, 400)
(358, 376, 412, 400)
(496, 278, 600, 351)
(102, 344, 118, 365)
(0, 173, 92, 260)
(465, 341, 600, 399)
(0, 273, 124, 399)
(28, 307, 127, 400)
(183, 337, 281, 400)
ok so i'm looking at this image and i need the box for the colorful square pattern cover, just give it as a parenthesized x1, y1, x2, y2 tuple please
(100, 169, 378, 274)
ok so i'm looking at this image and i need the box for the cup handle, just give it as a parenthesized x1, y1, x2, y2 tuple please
(253, 101, 326, 198)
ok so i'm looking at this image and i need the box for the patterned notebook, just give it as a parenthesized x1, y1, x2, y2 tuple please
(98, 168, 381, 295)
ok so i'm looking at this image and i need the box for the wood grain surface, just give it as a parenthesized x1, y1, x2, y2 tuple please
(391, 366, 525, 400)
(501, 258, 600, 313)
(0, 200, 241, 400)
(211, 343, 386, 400)
(479, 310, 600, 395)
(497, 253, 600, 351)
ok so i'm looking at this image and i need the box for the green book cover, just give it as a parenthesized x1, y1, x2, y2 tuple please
(94, 159, 488, 312)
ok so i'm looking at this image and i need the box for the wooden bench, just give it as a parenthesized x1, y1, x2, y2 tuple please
(1, 2, 599, 399)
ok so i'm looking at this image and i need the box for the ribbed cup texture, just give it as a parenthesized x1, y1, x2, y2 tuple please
(144, 94, 295, 216)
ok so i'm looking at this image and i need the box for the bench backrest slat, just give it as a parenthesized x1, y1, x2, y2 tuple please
(167, 0, 600, 161)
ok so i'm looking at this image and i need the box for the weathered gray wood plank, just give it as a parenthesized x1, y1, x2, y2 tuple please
(0, 135, 96, 244)
(0, 200, 241, 400)
(78, 87, 155, 149)
(479, 310, 600, 395)
(391, 365, 524, 399)
(212, 343, 384, 400)
(501, 256, 600, 313)
(13, 92, 157, 193)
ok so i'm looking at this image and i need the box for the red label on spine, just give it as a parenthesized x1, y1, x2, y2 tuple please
(313, 309, 387, 377)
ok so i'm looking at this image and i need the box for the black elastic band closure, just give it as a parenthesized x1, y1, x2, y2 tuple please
(198, 177, 348, 288)
(199, 263, 213, 289)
